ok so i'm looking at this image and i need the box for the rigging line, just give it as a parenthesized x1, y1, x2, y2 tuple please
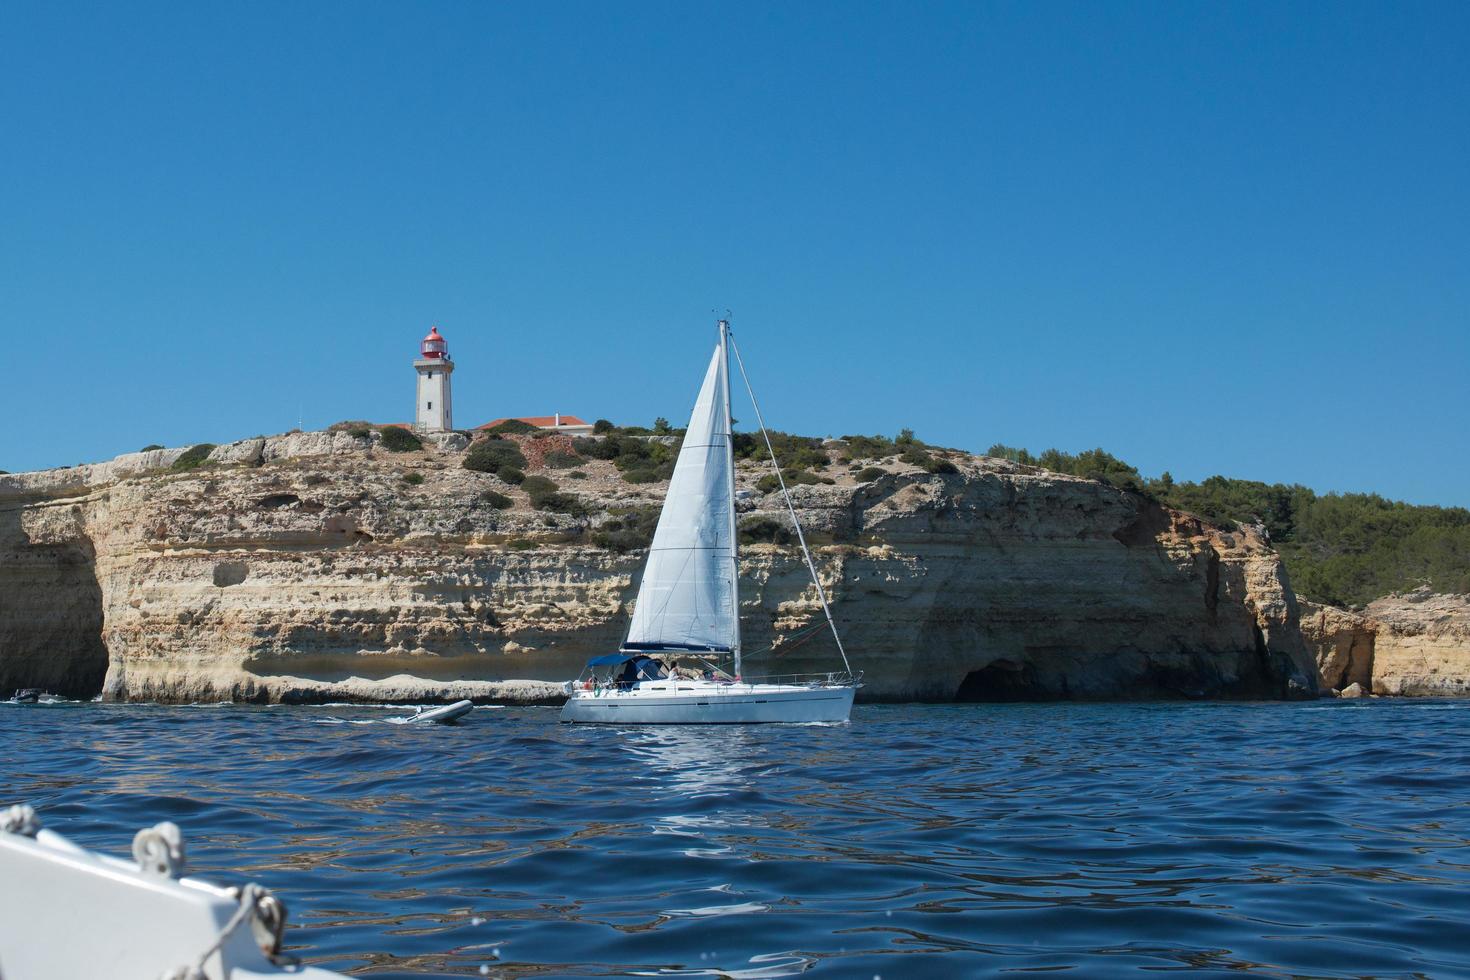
(741, 621, 829, 659)
(728, 333, 854, 679)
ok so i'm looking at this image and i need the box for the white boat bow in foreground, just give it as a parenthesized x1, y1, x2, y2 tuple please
(0, 804, 345, 980)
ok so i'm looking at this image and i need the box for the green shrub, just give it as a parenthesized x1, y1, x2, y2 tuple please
(653, 417, 672, 433)
(348, 427, 371, 439)
(841, 434, 897, 460)
(924, 457, 959, 475)
(328, 419, 374, 433)
(517, 474, 584, 516)
(544, 449, 582, 469)
(602, 435, 678, 482)
(520, 475, 559, 498)
(507, 538, 534, 551)
(379, 427, 422, 452)
(171, 444, 216, 471)
(534, 492, 587, 516)
(612, 435, 664, 469)
(463, 440, 527, 474)
(593, 419, 615, 434)
(483, 419, 539, 435)
(402, 472, 425, 486)
(901, 444, 933, 467)
(498, 466, 525, 485)
(739, 515, 795, 545)
(568, 470, 588, 479)
(591, 506, 660, 552)
(574, 436, 620, 460)
(733, 431, 828, 470)
(480, 490, 513, 509)
(140, 444, 164, 452)
(857, 466, 886, 482)
(756, 468, 824, 493)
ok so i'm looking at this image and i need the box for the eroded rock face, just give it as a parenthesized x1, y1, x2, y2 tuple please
(0, 434, 1320, 703)
(1299, 600, 1376, 692)
(1299, 589, 1470, 697)
(1362, 590, 1470, 696)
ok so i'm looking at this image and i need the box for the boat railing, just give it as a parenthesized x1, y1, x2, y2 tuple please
(567, 669, 862, 696)
(733, 670, 863, 688)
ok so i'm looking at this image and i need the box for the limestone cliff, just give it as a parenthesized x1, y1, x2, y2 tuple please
(1301, 589, 1470, 696)
(1, 431, 1320, 703)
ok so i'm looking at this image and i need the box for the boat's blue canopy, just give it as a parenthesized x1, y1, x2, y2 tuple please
(585, 652, 639, 667)
(586, 646, 729, 667)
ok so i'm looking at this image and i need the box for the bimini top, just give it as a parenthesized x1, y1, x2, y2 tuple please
(586, 652, 641, 667)
(587, 644, 728, 668)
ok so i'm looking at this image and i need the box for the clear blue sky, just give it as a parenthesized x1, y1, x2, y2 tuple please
(2, 2, 1466, 505)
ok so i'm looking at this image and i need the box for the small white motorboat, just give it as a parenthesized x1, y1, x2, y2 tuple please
(397, 699, 475, 724)
(561, 319, 860, 725)
(0, 804, 346, 979)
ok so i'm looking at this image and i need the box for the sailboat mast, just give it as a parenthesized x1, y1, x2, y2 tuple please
(720, 318, 742, 680)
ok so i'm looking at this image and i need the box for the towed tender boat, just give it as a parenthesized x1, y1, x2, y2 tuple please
(561, 318, 859, 725)
(398, 699, 475, 724)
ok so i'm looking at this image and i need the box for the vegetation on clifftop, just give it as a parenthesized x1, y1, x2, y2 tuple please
(986, 443, 1470, 607)
(463, 439, 527, 475)
(378, 427, 422, 452)
(170, 444, 216, 472)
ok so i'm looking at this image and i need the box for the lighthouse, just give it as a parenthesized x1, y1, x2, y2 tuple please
(414, 326, 454, 432)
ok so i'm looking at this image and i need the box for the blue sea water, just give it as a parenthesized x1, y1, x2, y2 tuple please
(3, 701, 1468, 978)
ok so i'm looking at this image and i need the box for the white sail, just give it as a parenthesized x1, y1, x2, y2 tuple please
(624, 342, 737, 654)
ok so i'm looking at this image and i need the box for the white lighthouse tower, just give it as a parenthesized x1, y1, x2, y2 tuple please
(414, 326, 454, 432)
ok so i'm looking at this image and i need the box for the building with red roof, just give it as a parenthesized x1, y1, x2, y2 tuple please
(476, 414, 595, 436)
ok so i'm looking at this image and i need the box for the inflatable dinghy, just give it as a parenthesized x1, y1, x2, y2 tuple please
(398, 699, 474, 724)
(0, 804, 346, 979)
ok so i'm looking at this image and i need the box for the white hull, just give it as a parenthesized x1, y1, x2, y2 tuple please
(560, 681, 854, 724)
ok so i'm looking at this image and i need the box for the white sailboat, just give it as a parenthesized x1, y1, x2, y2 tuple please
(560, 319, 860, 724)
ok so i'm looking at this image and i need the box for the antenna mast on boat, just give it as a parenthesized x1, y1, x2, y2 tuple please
(720, 318, 743, 680)
(727, 329, 855, 680)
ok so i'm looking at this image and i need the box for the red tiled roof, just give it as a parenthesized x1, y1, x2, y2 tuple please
(476, 415, 590, 430)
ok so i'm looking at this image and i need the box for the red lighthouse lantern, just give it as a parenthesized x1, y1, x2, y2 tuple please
(421, 326, 448, 360)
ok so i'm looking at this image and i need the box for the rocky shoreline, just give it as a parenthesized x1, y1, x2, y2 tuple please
(1, 429, 1463, 704)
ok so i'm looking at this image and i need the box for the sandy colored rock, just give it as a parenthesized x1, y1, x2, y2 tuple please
(1, 431, 1320, 703)
(1362, 589, 1470, 696)
(1299, 588, 1470, 697)
(1299, 599, 1376, 691)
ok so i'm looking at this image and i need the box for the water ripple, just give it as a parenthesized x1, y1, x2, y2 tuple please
(3, 700, 1469, 977)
